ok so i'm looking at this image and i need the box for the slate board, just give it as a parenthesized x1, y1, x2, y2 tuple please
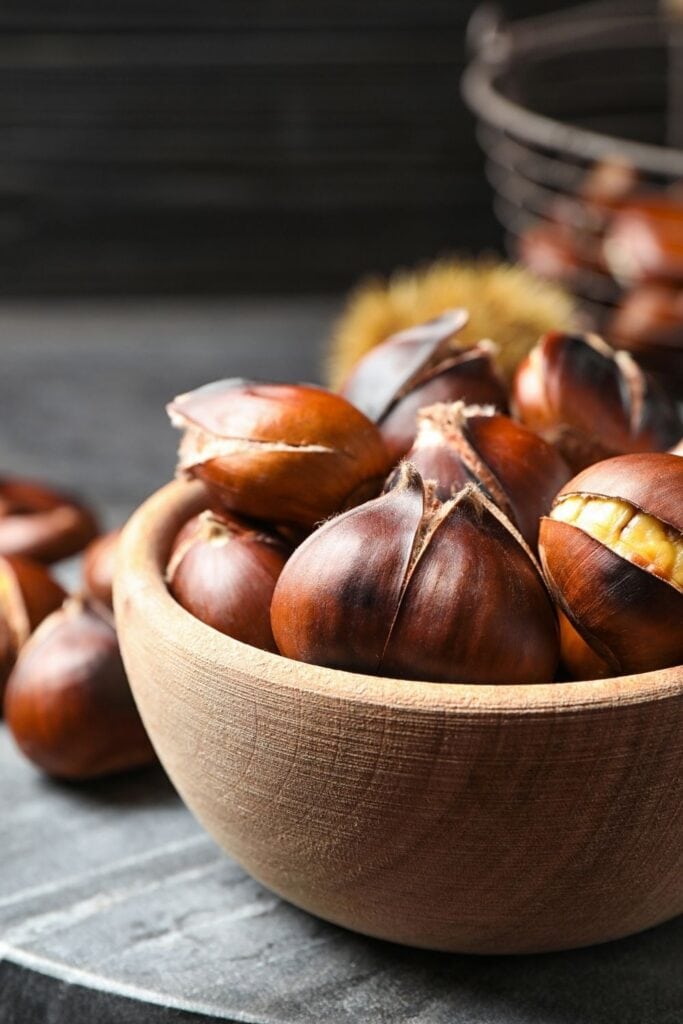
(1, 299, 682, 1023)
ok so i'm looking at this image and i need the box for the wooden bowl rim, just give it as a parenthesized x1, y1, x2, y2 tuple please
(115, 480, 683, 717)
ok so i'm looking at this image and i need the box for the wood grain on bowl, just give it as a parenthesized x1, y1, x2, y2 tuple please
(114, 481, 683, 955)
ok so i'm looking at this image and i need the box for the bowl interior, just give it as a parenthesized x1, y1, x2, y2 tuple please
(119, 479, 683, 713)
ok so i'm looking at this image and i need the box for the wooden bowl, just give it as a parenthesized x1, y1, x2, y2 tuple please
(114, 480, 683, 955)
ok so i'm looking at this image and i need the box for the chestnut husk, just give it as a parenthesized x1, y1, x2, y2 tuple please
(539, 453, 683, 676)
(512, 332, 682, 471)
(167, 510, 290, 652)
(339, 310, 508, 463)
(271, 463, 559, 685)
(403, 402, 571, 548)
(168, 379, 392, 529)
(4, 597, 156, 779)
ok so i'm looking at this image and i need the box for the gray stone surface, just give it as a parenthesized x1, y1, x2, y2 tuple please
(1, 300, 682, 1023)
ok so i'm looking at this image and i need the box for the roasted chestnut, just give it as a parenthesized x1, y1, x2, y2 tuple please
(578, 158, 639, 213)
(403, 402, 571, 548)
(607, 285, 683, 395)
(271, 463, 559, 684)
(539, 453, 683, 677)
(0, 477, 98, 563)
(0, 555, 66, 698)
(517, 222, 588, 283)
(82, 529, 121, 610)
(167, 510, 290, 652)
(557, 610, 611, 681)
(604, 196, 683, 286)
(512, 331, 681, 471)
(168, 380, 392, 529)
(4, 597, 156, 779)
(339, 310, 508, 463)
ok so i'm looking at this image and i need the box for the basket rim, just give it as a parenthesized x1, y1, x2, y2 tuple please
(462, 2, 683, 179)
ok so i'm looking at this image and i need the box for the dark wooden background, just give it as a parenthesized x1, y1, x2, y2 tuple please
(0, 1, 559, 294)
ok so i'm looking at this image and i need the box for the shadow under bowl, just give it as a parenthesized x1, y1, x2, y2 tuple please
(114, 480, 683, 955)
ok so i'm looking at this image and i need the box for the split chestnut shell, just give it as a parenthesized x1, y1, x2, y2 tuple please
(168, 380, 392, 529)
(512, 331, 681, 471)
(404, 402, 571, 548)
(0, 477, 98, 564)
(339, 310, 507, 463)
(271, 464, 559, 684)
(539, 453, 683, 677)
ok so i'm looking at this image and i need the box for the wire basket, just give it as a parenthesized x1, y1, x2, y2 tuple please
(462, 0, 683, 328)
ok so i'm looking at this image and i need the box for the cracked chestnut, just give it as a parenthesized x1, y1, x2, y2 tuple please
(512, 332, 681, 471)
(168, 380, 392, 529)
(402, 401, 571, 548)
(271, 463, 559, 684)
(339, 310, 508, 462)
(539, 453, 683, 677)
(0, 477, 98, 563)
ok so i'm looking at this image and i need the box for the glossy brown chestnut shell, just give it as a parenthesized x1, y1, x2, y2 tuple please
(82, 529, 122, 610)
(4, 597, 156, 779)
(0, 554, 66, 698)
(604, 196, 683, 286)
(168, 379, 392, 529)
(539, 453, 683, 677)
(271, 463, 559, 684)
(0, 477, 98, 563)
(517, 222, 601, 284)
(607, 285, 683, 396)
(403, 401, 571, 548)
(557, 610, 612, 681)
(167, 510, 290, 652)
(339, 310, 508, 463)
(512, 331, 681, 471)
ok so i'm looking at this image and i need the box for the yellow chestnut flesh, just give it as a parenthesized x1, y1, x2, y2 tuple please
(538, 452, 683, 677)
(551, 494, 683, 589)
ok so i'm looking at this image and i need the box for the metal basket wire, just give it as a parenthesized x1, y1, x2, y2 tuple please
(462, 0, 683, 325)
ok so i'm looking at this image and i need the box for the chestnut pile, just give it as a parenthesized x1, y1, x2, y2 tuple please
(518, 160, 683, 398)
(165, 315, 683, 685)
(0, 480, 154, 780)
(3, 311, 680, 782)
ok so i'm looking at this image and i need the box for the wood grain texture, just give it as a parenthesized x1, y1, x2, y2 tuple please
(114, 479, 683, 955)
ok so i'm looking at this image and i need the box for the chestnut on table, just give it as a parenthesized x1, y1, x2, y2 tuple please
(2, 299, 682, 1024)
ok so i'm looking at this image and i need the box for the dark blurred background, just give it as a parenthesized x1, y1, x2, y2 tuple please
(0, 0, 560, 294)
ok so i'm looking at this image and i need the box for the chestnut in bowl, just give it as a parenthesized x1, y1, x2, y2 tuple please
(114, 480, 683, 956)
